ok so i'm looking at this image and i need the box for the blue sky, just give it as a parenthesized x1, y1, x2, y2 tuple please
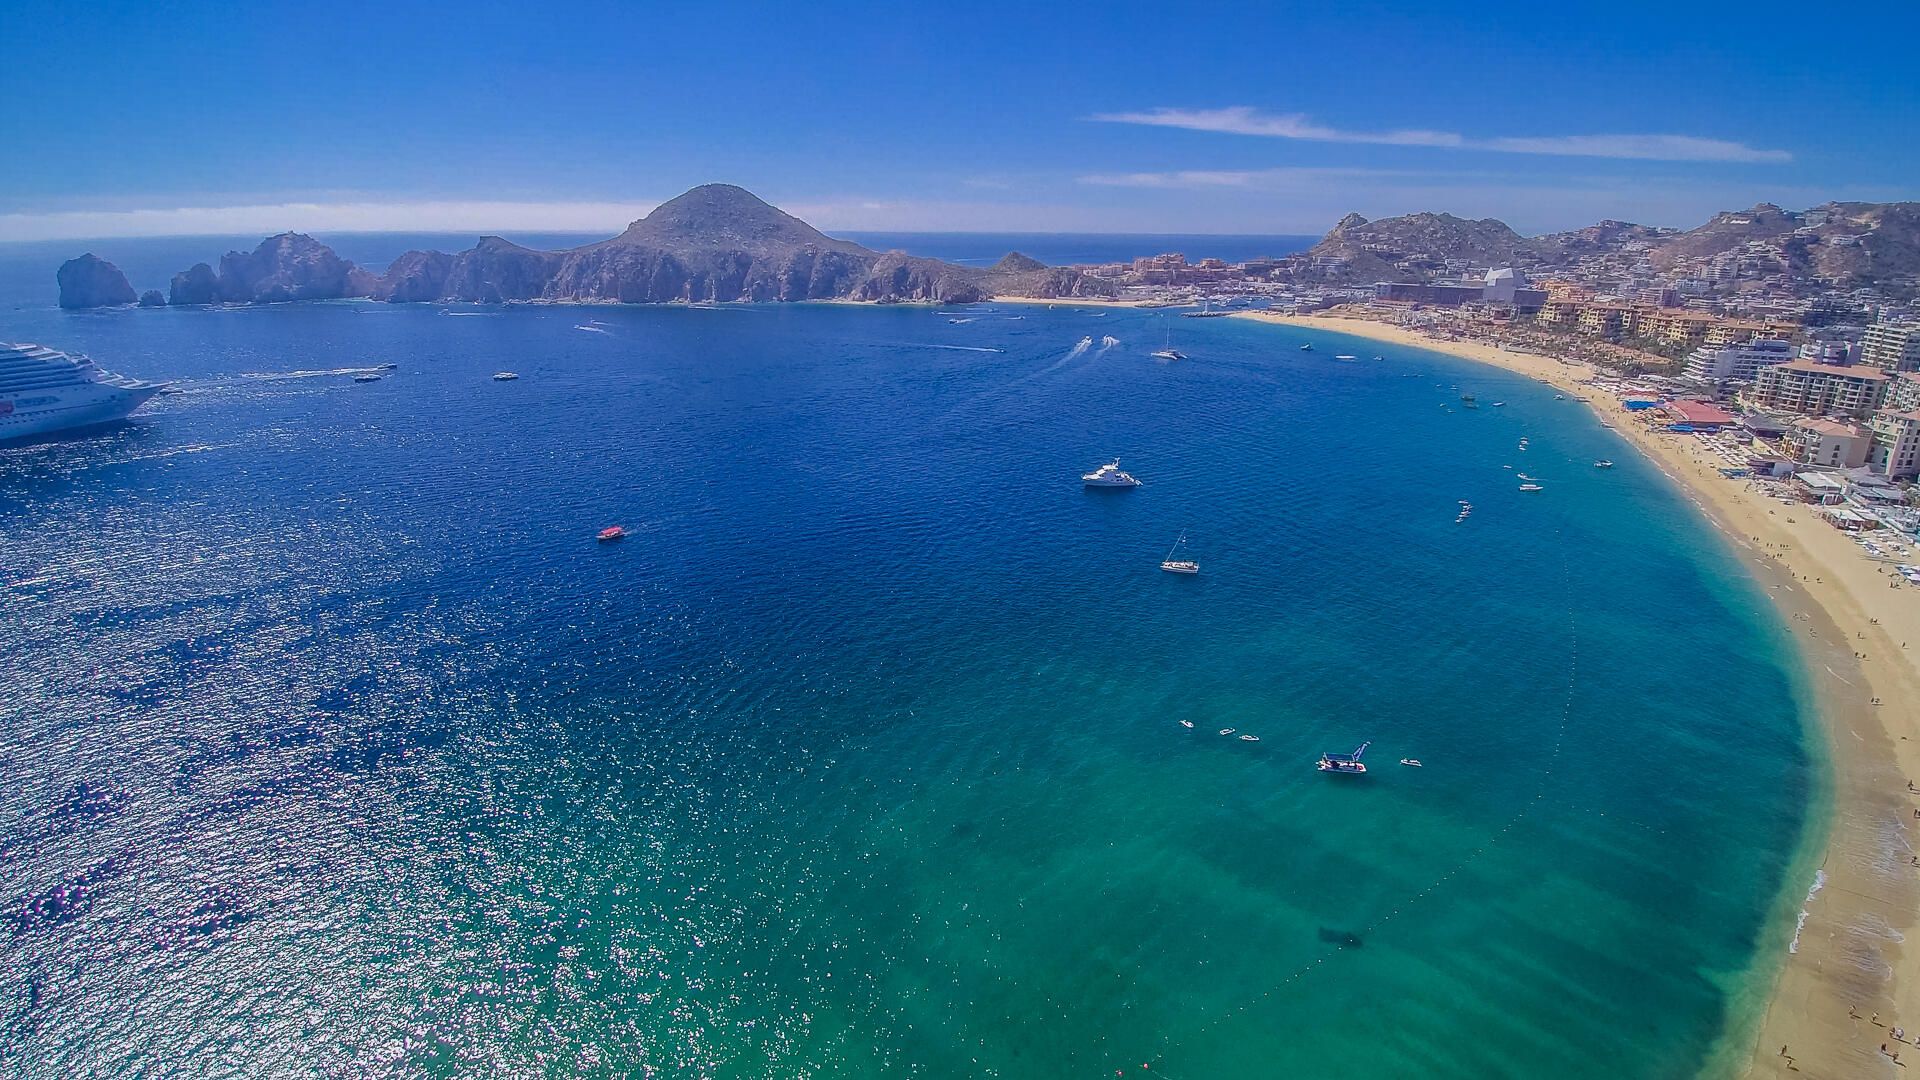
(3, 1, 1915, 240)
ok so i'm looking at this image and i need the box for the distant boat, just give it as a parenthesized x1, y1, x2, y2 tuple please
(1083, 460, 1141, 488)
(1239, 734, 1260, 742)
(1299, 343, 1313, 352)
(1318, 741, 1371, 774)
(1180, 720, 1195, 728)
(493, 371, 520, 381)
(1151, 317, 1187, 361)
(1334, 354, 1357, 362)
(597, 525, 627, 542)
(1372, 355, 1384, 361)
(1460, 393, 1478, 408)
(353, 373, 382, 383)
(1400, 758, 1423, 767)
(1160, 531, 1199, 575)
(1595, 459, 1615, 468)
(1519, 483, 1544, 492)
(1492, 401, 1506, 407)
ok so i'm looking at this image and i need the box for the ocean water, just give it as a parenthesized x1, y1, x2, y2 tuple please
(0, 256, 1818, 1077)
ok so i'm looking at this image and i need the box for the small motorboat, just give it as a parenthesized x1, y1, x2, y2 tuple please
(1299, 343, 1313, 352)
(1179, 720, 1195, 729)
(493, 371, 520, 381)
(597, 525, 627, 542)
(1595, 459, 1615, 468)
(1491, 401, 1506, 407)
(1400, 758, 1423, 767)
(1239, 734, 1260, 742)
(1519, 483, 1544, 492)
(1334, 354, 1357, 362)
(353, 373, 382, 382)
(1218, 728, 1236, 736)
(1372, 355, 1384, 361)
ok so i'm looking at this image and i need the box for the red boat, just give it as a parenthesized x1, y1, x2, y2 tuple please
(597, 525, 626, 542)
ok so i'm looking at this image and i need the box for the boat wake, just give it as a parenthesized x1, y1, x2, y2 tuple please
(1096, 335, 1120, 354)
(574, 324, 610, 334)
(238, 366, 390, 381)
(891, 343, 1006, 354)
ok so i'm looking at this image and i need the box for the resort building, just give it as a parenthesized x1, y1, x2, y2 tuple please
(1748, 359, 1889, 419)
(1681, 338, 1795, 383)
(1885, 372, 1920, 414)
(1372, 267, 1545, 311)
(1862, 324, 1920, 373)
(1790, 418, 1872, 470)
(1868, 409, 1920, 479)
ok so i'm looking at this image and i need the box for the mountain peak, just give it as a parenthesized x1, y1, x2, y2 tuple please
(615, 183, 866, 257)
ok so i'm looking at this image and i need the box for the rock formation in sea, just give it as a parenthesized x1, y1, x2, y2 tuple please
(137, 290, 167, 308)
(56, 254, 138, 309)
(106, 183, 1111, 309)
(168, 263, 222, 306)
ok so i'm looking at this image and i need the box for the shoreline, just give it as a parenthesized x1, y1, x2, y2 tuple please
(1237, 310, 1920, 1079)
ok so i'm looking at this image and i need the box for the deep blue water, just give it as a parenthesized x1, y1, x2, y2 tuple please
(0, 259, 1817, 1077)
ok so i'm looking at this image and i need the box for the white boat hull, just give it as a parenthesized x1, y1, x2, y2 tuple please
(0, 384, 162, 442)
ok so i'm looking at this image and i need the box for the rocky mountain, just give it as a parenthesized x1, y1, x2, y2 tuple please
(56, 254, 137, 309)
(1305, 211, 1542, 274)
(1534, 219, 1679, 258)
(64, 184, 1107, 309)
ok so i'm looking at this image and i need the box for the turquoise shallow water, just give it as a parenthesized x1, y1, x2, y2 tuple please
(0, 284, 1818, 1076)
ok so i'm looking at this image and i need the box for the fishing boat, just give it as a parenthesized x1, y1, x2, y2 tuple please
(1400, 758, 1423, 767)
(1083, 460, 1141, 488)
(1318, 741, 1371, 774)
(597, 525, 627, 542)
(1160, 532, 1199, 575)
(1150, 317, 1187, 361)
(1519, 483, 1544, 492)
(1595, 459, 1615, 468)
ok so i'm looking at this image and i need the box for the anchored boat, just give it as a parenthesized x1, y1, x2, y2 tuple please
(1318, 741, 1371, 774)
(1160, 531, 1199, 575)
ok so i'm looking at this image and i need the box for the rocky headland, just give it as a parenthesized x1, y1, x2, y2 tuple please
(58, 184, 1111, 310)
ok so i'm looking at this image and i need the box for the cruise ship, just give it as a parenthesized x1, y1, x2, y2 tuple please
(0, 342, 166, 442)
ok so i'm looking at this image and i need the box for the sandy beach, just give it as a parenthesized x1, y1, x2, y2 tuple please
(1236, 310, 1920, 1078)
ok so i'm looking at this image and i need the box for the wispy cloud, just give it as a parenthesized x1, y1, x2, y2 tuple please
(1091, 106, 1792, 163)
(1079, 167, 1414, 189)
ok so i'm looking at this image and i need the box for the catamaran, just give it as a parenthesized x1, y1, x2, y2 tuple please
(1160, 532, 1199, 574)
(1318, 741, 1371, 774)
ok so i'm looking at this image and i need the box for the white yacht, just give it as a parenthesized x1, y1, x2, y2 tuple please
(492, 371, 520, 381)
(1082, 460, 1140, 488)
(0, 342, 166, 442)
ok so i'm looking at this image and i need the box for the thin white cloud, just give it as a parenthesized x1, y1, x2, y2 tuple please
(1092, 106, 1791, 163)
(0, 199, 662, 243)
(1080, 167, 1413, 189)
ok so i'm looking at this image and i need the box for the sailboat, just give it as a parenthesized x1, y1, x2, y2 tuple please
(1160, 532, 1199, 574)
(1151, 317, 1187, 361)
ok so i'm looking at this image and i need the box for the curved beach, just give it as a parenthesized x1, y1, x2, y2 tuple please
(1238, 309, 1920, 1078)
